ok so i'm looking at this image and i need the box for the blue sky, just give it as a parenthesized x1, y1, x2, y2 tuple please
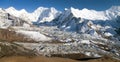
(0, 0, 120, 12)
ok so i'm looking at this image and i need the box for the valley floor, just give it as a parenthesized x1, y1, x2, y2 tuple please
(0, 56, 120, 62)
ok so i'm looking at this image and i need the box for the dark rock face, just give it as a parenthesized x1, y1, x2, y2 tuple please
(116, 16, 120, 23)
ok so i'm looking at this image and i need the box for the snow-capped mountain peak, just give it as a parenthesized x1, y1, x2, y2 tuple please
(6, 7, 16, 11)
(35, 7, 61, 23)
(33, 7, 48, 15)
(62, 6, 120, 21)
(36, 7, 48, 11)
(67, 7, 108, 20)
(5, 7, 19, 16)
(20, 9, 28, 13)
(50, 7, 59, 13)
(5, 7, 61, 23)
(31, 7, 49, 22)
(6, 7, 28, 13)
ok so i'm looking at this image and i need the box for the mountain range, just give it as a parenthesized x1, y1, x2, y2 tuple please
(5, 7, 61, 23)
(53, 6, 120, 38)
(0, 6, 120, 40)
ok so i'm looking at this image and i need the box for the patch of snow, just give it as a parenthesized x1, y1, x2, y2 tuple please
(23, 23, 30, 28)
(94, 53, 101, 57)
(80, 40, 91, 44)
(85, 52, 91, 56)
(104, 32, 113, 37)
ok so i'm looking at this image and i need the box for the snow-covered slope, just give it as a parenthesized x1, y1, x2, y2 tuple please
(52, 6, 120, 40)
(16, 30, 52, 42)
(5, 7, 61, 23)
(31, 7, 48, 22)
(5, 7, 31, 23)
(36, 7, 61, 23)
(69, 7, 108, 20)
